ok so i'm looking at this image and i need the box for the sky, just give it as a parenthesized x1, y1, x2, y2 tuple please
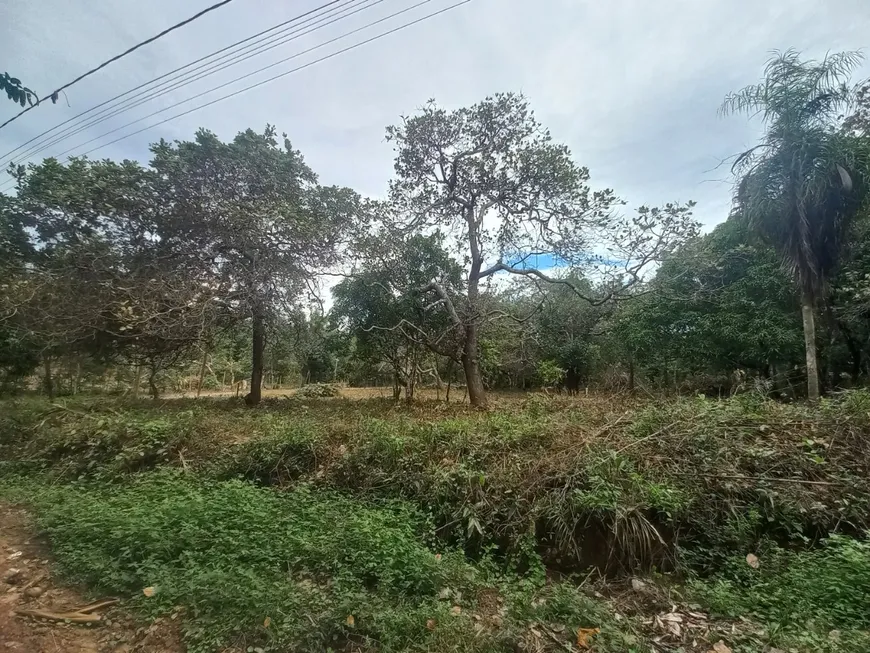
(2, 0, 870, 230)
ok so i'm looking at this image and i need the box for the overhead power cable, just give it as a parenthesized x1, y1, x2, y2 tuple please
(0, 0, 237, 131)
(59, 0, 459, 160)
(0, 0, 472, 192)
(1, 0, 374, 168)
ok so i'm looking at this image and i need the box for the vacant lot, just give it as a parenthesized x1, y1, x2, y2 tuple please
(1, 391, 869, 653)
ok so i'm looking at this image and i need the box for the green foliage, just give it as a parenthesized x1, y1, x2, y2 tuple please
(5, 392, 870, 577)
(694, 537, 870, 651)
(1, 72, 37, 106)
(0, 471, 628, 653)
(536, 360, 566, 387)
(294, 382, 341, 398)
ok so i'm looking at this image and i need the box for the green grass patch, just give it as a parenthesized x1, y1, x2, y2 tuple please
(692, 536, 870, 652)
(0, 471, 628, 653)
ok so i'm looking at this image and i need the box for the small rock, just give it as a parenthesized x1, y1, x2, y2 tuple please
(24, 586, 43, 598)
(3, 568, 23, 584)
(630, 578, 647, 592)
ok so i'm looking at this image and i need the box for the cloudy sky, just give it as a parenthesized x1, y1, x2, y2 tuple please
(2, 0, 869, 228)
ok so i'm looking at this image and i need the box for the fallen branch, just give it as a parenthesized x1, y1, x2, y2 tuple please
(14, 609, 101, 623)
(75, 598, 120, 614)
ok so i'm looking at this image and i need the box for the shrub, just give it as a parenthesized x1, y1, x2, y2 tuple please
(294, 382, 341, 398)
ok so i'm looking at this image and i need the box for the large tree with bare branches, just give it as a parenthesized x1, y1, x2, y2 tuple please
(382, 93, 698, 406)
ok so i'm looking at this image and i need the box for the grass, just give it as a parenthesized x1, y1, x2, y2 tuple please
(0, 471, 624, 653)
(1, 391, 869, 651)
(692, 537, 870, 652)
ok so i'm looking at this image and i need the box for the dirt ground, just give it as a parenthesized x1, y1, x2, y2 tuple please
(0, 504, 183, 653)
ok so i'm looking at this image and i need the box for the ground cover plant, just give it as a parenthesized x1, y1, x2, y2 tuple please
(2, 391, 869, 652)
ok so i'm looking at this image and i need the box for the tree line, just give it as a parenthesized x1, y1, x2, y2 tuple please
(2, 50, 869, 405)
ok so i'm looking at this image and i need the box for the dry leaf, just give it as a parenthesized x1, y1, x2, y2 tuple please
(346, 614, 355, 627)
(263, 616, 271, 628)
(142, 586, 156, 597)
(426, 618, 436, 631)
(746, 553, 759, 569)
(450, 605, 462, 616)
(576, 627, 600, 649)
(710, 641, 732, 653)
(434, 553, 442, 562)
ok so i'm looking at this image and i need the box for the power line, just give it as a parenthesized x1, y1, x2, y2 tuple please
(0, 0, 344, 165)
(73, 0, 472, 159)
(4, 0, 381, 168)
(57, 0, 448, 160)
(0, 0, 238, 131)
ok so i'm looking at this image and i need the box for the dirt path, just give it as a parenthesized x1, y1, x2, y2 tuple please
(0, 504, 183, 653)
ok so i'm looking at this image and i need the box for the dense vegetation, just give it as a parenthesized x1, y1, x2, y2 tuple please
(1, 392, 869, 651)
(1, 51, 868, 405)
(2, 49, 870, 653)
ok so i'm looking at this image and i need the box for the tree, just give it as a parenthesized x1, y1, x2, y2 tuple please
(333, 234, 463, 400)
(383, 93, 698, 406)
(2, 156, 219, 397)
(150, 127, 358, 405)
(722, 50, 870, 401)
(612, 220, 803, 394)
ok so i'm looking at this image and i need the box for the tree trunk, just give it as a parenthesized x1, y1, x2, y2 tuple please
(801, 294, 820, 402)
(43, 356, 54, 399)
(393, 371, 402, 401)
(462, 322, 487, 408)
(246, 310, 265, 406)
(196, 348, 208, 398)
(132, 364, 142, 399)
(628, 358, 635, 394)
(148, 366, 159, 399)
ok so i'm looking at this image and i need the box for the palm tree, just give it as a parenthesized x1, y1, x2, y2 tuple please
(722, 50, 869, 401)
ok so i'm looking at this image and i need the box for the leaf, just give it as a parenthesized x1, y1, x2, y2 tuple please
(710, 641, 732, 653)
(746, 553, 759, 569)
(426, 618, 436, 631)
(346, 614, 355, 627)
(576, 627, 600, 649)
(51, 91, 59, 105)
(142, 586, 156, 597)
(263, 616, 271, 628)
(450, 605, 461, 616)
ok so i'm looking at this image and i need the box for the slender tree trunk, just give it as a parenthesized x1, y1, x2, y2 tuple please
(462, 321, 487, 408)
(801, 293, 820, 402)
(43, 356, 54, 399)
(393, 370, 402, 401)
(628, 358, 635, 394)
(148, 366, 159, 399)
(196, 347, 208, 398)
(132, 364, 142, 399)
(246, 310, 265, 406)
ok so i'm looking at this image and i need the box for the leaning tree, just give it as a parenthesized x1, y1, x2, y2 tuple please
(722, 50, 870, 401)
(382, 93, 698, 406)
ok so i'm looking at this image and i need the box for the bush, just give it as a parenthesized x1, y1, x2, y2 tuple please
(294, 382, 341, 398)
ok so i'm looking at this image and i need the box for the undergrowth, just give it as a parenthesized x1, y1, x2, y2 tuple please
(2, 392, 870, 651)
(4, 392, 868, 573)
(0, 471, 626, 653)
(693, 536, 870, 652)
